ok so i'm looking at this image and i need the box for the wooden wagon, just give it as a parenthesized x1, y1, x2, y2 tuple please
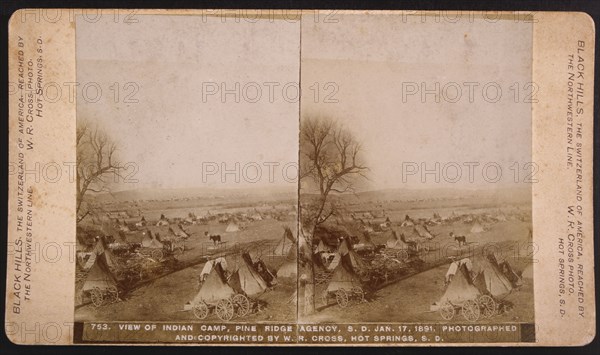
(226, 253, 272, 316)
(470, 254, 517, 317)
(138, 230, 184, 261)
(322, 262, 365, 308)
(79, 253, 120, 307)
(187, 260, 251, 321)
(434, 264, 493, 322)
(384, 231, 429, 262)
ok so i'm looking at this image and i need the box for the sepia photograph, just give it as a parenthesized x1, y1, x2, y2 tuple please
(298, 13, 535, 325)
(5, 9, 595, 346)
(73, 14, 300, 323)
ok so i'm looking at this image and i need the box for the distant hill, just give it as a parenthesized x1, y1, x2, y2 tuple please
(302, 186, 532, 204)
(88, 185, 297, 203)
(89, 185, 530, 205)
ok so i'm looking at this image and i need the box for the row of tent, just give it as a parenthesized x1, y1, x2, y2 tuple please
(311, 224, 434, 258)
(80, 241, 277, 307)
(80, 225, 301, 300)
(82, 241, 534, 312)
(80, 243, 289, 308)
(391, 212, 516, 230)
(82, 223, 380, 309)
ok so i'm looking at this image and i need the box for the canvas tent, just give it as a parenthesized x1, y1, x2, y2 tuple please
(338, 239, 365, 273)
(322, 252, 342, 271)
(142, 229, 164, 248)
(362, 211, 374, 219)
(313, 224, 350, 248)
(414, 224, 435, 240)
(473, 256, 513, 298)
(498, 259, 523, 287)
(225, 222, 240, 233)
(470, 222, 484, 233)
(84, 237, 119, 270)
(438, 264, 481, 304)
(272, 227, 295, 256)
(326, 262, 362, 293)
(169, 224, 190, 239)
(199, 257, 228, 282)
(386, 231, 409, 249)
(496, 212, 507, 222)
(446, 211, 459, 222)
(82, 253, 118, 292)
(193, 261, 235, 304)
(399, 226, 430, 243)
(401, 215, 415, 227)
(229, 254, 268, 296)
(445, 258, 473, 283)
(314, 240, 341, 271)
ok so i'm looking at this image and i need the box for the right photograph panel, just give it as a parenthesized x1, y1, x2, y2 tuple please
(298, 13, 534, 331)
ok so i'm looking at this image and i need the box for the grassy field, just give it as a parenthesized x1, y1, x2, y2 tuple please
(77, 192, 533, 325)
(76, 202, 298, 323)
(302, 219, 534, 323)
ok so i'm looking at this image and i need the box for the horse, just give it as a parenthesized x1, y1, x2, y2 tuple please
(450, 232, 466, 247)
(205, 231, 221, 245)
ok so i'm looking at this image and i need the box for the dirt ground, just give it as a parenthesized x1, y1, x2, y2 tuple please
(75, 260, 297, 322)
(305, 261, 534, 324)
(76, 216, 298, 322)
(302, 219, 535, 324)
(77, 199, 533, 325)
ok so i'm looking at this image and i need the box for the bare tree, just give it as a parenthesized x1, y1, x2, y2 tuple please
(76, 121, 122, 222)
(299, 116, 368, 314)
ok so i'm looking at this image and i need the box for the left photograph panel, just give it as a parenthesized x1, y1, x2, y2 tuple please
(74, 14, 300, 324)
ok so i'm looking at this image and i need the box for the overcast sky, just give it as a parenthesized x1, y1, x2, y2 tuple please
(301, 14, 532, 190)
(77, 13, 533, 192)
(77, 15, 300, 190)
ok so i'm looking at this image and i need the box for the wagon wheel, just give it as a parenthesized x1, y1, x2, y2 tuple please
(232, 294, 250, 317)
(478, 295, 496, 318)
(192, 302, 209, 319)
(439, 301, 455, 320)
(351, 287, 365, 303)
(90, 288, 104, 307)
(335, 289, 349, 308)
(462, 299, 481, 322)
(396, 249, 409, 262)
(151, 249, 164, 261)
(215, 299, 234, 321)
(107, 286, 119, 303)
